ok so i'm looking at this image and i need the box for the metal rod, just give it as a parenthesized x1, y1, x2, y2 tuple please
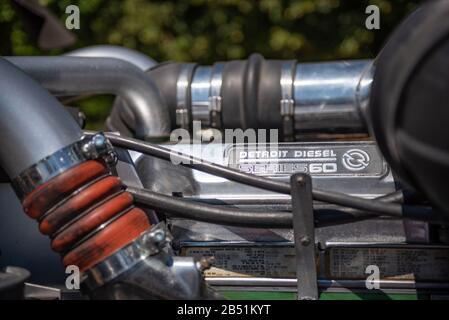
(290, 173, 319, 300)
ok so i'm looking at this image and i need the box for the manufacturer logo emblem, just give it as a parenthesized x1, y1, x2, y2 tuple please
(342, 149, 370, 171)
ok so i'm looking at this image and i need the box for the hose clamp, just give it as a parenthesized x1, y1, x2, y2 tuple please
(209, 62, 225, 129)
(12, 133, 117, 200)
(280, 60, 297, 141)
(81, 223, 167, 291)
(176, 64, 196, 130)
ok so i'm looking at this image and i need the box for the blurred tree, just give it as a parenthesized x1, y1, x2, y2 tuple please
(0, 0, 423, 128)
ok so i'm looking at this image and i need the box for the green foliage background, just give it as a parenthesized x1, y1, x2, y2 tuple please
(0, 0, 422, 128)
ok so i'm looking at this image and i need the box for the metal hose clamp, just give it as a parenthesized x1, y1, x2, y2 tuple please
(12, 133, 117, 200)
(81, 223, 167, 291)
(176, 64, 196, 130)
(280, 60, 297, 140)
(209, 62, 225, 129)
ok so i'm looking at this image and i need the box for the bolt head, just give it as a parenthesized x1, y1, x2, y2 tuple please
(293, 174, 307, 186)
(93, 134, 106, 147)
(153, 230, 165, 242)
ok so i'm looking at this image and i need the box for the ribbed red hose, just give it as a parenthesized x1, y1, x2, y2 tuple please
(21, 160, 150, 272)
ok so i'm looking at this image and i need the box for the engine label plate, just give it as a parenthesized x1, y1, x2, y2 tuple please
(326, 245, 449, 281)
(226, 142, 385, 177)
(182, 246, 297, 278)
(181, 245, 449, 281)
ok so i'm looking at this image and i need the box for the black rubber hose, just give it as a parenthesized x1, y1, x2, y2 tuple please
(99, 133, 434, 218)
(315, 190, 403, 226)
(128, 187, 442, 228)
(129, 186, 292, 228)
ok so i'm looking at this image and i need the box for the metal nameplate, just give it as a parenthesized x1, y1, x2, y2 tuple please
(182, 246, 298, 278)
(226, 142, 385, 177)
(181, 244, 449, 281)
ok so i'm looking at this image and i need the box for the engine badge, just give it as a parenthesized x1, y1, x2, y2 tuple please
(226, 142, 385, 177)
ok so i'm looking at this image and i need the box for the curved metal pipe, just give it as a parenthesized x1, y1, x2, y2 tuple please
(65, 45, 157, 71)
(111, 57, 374, 139)
(6, 56, 170, 141)
(0, 58, 82, 178)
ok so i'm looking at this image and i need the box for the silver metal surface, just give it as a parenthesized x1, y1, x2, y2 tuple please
(12, 142, 87, 199)
(191, 66, 212, 125)
(88, 253, 219, 299)
(356, 62, 375, 126)
(176, 59, 373, 134)
(24, 283, 84, 300)
(135, 140, 429, 281)
(190, 63, 225, 128)
(0, 58, 83, 179)
(209, 63, 225, 128)
(209, 63, 225, 112)
(66, 45, 157, 71)
(135, 141, 396, 204)
(176, 64, 196, 129)
(293, 60, 372, 131)
(7, 56, 170, 141)
(24, 283, 61, 300)
(207, 277, 449, 290)
(280, 61, 296, 111)
(173, 218, 429, 249)
(82, 223, 167, 291)
(12, 133, 116, 199)
(280, 61, 296, 140)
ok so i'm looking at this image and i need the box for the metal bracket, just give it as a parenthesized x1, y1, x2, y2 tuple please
(290, 173, 319, 300)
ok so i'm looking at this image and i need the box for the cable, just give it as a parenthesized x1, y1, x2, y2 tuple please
(102, 133, 290, 193)
(129, 186, 292, 228)
(128, 187, 442, 228)
(314, 190, 403, 226)
(98, 133, 433, 217)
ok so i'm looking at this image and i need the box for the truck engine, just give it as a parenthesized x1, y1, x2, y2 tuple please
(0, 0, 449, 302)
